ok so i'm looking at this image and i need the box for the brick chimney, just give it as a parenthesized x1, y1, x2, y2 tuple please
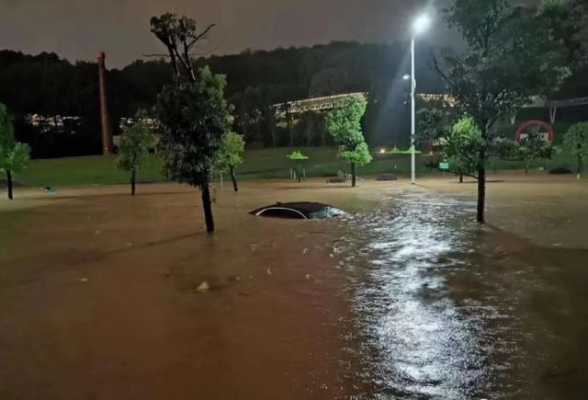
(97, 52, 113, 155)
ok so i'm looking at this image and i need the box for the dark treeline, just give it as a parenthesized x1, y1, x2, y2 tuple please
(1, 41, 587, 158)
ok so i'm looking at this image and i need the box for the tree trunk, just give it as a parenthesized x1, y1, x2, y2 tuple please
(6, 169, 13, 200)
(201, 180, 215, 233)
(131, 169, 136, 196)
(351, 162, 357, 188)
(477, 153, 486, 224)
(306, 118, 313, 147)
(271, 125, 277, 148)
(287, 114, 294, 147)
(577, 154, 583, 180)
(230, 166, 238, 192)
(459, 173, 464, 183)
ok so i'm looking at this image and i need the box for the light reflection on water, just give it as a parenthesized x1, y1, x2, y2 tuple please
(337, 189, 524, 399)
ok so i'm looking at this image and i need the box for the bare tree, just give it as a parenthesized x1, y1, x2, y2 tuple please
(150, 14, 215, 83)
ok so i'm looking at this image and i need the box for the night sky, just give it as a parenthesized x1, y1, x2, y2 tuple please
(0, 0, 455, 68)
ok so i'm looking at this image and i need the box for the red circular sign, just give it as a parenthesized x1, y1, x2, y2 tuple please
(516, 120, 555, 144)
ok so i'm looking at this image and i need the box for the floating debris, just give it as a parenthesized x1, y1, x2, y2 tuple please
(196, 281, 210, 293)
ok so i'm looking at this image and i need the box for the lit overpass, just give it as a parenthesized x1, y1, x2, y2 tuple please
(273, 92, 367, 119)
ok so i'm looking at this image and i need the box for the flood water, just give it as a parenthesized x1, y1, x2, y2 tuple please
(1, 181, 587, 399)
(336, 188, 588, 400)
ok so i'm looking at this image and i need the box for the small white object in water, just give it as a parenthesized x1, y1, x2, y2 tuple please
(196, 281, 210, 292)
(305, 274, 312, 280)
(302, 248, 309, 255)
(79, 278, 88, 283)
(266, 268, 272, 276)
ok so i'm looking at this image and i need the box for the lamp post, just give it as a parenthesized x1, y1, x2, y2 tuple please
(409, 14, 431, 184)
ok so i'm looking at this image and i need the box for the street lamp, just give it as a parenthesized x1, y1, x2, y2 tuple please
(409, 14, 431, 185)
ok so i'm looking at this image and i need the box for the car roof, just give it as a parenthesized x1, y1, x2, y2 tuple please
(250, 202, 333, 219)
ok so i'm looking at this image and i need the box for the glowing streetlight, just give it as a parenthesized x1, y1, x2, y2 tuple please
(409, 13, 431, 185)
(413, 14, 432, 35)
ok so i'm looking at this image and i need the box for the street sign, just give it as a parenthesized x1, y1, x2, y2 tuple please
(439, 162, 450, 171)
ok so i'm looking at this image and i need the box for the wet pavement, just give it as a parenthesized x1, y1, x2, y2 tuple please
(336, 187, 588, 399)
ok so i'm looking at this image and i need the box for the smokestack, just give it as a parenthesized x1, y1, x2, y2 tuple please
(97, 51, 113, 155)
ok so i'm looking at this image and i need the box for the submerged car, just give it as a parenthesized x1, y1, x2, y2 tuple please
(250, 202, 346, 220)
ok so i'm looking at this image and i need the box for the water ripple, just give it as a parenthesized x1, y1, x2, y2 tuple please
(339, 189, 524, 399)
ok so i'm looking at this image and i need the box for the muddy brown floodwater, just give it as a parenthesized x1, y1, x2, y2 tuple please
(1, 175, 588, 399)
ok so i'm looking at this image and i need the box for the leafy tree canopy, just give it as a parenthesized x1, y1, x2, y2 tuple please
(156, 66, 231, 188)
(326, 96, 367, 148)
(326, 95, 372, 165)
(0, 103, 15, 150)
(416, 97, 457, 148)
(117, 114, 155, 173)
(215, 131, 245, 172)
(436, 0, 580, 222)
(565, 122, 588, 153)
(444, 116, 484, 177)
(564, 122, 588, 177)
(517, 127, 553, 173)
(0, 103, 30, 174)
(341, 142, 373, 166)
(438, 0, 578, 134)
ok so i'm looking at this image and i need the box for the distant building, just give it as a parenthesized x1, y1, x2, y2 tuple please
(25, 114, 82, 134)
(114, 116, 161, 152)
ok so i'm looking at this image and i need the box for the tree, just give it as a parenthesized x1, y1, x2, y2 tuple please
(116, 115, 155, 195)
(516, 128, 553, 174)
(417, 109, 450, 150)
(0, 103, 30, 200)
(215, 132, 245, 192)
(326, 96, 372, 187)
(444, 117, 484, 183)
(151, 13, 230, 234)
(564, 122, 588, 179)
(156, 67, 231, 233)
(150, 13, 215, 82)
(434, 0, 579, 223)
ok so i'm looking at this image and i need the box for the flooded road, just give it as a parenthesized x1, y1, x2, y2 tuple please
(1, 178, 587, 399)
(337, 187, 588, 399)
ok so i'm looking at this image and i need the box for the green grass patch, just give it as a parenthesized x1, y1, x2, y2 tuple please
(12, 146, 581, 188)
(16, 155, 165, 187)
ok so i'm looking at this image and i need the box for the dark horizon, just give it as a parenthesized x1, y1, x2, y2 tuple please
(0, 0, 455, 68)
(0, 38, 434, 71)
